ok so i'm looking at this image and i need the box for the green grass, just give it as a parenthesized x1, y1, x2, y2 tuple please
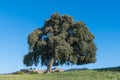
(0, 69, 120, 80)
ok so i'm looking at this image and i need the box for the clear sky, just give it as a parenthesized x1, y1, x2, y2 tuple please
(0, 0, 120, 73)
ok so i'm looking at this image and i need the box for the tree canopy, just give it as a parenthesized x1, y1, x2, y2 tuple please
(23, 13, 97, 73)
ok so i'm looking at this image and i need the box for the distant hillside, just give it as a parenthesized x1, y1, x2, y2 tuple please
(94, 66, 120, 71)
(65, 66, 120, 72)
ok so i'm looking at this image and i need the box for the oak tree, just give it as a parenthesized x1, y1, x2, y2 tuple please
(23, 13, 97, 73)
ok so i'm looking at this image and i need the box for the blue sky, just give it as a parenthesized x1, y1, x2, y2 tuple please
(0, 0, 120, 73)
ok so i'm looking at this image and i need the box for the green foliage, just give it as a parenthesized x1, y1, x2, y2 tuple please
(29, 71, 38, 74)
(13, 70, 38, 75)
(12, 71, 25, 74)
(23, 13, 97, 68)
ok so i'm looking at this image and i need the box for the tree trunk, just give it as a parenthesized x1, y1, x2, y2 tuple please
(46, 58, 54, 73)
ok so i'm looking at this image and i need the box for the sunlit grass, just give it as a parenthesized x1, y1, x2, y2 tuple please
(0, 70, 120, 80)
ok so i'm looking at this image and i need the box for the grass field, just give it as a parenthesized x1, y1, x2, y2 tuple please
(0, 67, 120, 80)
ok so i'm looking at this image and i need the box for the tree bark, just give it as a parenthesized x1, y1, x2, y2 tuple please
(46, 57, 54, 73)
